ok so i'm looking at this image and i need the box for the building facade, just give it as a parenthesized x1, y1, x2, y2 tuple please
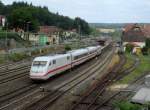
(122, 24, 147, 53)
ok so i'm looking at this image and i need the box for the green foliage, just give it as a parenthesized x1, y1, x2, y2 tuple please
(90, 28, 100, 37)
(142, 46, 148, 55)
(65, 45, 71, 51)
(114, 101, 142, 110)
(0, 55, 5, 64)
(111, 30, 122, 40)
(0, 1, 90, 34)
(31, 49, 40, 55)
(0, 32, 30, 47)
(118, 53, 150, 84)
(9, 53, 29, 62)
(73, 17, 91, 34)
(125, 44, 134, 53)
(146, 38, 150, 48)
(0, 1, 4, 15)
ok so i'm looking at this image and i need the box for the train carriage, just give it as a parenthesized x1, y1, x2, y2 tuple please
(30, 45, 103, 80)
(86, 46, 98, 59)
(68, 49, 89, 67)
(96, 45, 102, 55)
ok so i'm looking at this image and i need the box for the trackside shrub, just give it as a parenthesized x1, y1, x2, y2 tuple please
(65, 45, 71, 51)
(9, 53, 29, 62)
(125, 44, 134, 53)
(142, 46, 148, 55)
(31, 49, 40, 55)
(114, 101, 142, 110)
(146, 38, 150, 48)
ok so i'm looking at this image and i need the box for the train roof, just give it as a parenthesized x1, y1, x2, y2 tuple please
(67, 48, 88, 56)
(86, 46, 98, 50)
(33, 54, 70, 62)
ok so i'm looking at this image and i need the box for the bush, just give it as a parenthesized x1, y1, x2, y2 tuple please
(9, 53, 29, 62)
(114, 101, 142, 110)
(142, 46, 148, 55)
(65, 45, 71, 51)
(125, 44, 134, 53)
(31, 49, 40, 55)
(0, 57, 5, 64)
(146, 38, 150, 48)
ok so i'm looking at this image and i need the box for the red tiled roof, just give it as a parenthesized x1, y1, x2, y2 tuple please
(122, 23, 150, 42)
(123, 23, 135, 33)
(39, 26, 61, 34)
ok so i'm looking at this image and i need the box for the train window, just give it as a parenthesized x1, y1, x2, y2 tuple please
(49, 62, 51, 66)
(53, 60, 56, 64)
(74, 56, 78, 60)
(74, 53, 88, 60)
(67, 56, 70, 60)
(33, 61, 47, 66)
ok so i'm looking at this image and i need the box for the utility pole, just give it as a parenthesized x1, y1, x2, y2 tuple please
(78, 25, 81, 40)
(26, 21, 31, 41)
(5, 22, 9, 69)
(78, 24, 82, 48)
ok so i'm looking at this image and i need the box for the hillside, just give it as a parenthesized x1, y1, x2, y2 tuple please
(0, 1, 90, 34)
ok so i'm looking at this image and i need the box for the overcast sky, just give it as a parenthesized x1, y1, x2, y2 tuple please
(2, 0, 150, 23)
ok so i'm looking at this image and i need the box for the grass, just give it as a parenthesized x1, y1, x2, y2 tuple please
(114, 101, 142, 110)
(123, 53, 135, 69)
(119, 53, 150, 84)
(8, 53, 29, 62)
(0, 56, 5, 64)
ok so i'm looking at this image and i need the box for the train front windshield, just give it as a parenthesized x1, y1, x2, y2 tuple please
(33, 61, 47, 66)
(31, 61, 47, 73)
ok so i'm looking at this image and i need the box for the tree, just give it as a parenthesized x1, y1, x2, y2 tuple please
(0, 1, 91, 34)
(142, 46, 148, 55)
(125, 44, 134, 53)
(8, 8, 39, 31)
(146, 38, 150, 48)
(74, 17, 91, 35)
(0, 1, 4, 14)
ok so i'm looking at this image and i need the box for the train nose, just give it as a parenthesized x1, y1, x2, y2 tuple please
(30, 72, 47, 80)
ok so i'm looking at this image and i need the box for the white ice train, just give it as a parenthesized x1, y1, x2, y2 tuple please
(30, 45, 101, 80)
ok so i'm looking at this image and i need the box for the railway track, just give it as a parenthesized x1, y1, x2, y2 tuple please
(0, 66, 30, 85)
(0, 60, 31, 72)
(0, 71, 28, 85)
(0, 84, 38, 106)
(0, 45, 114, 110)
(69, 54, 140, 110)
(105, 71, 150, 108)
(93, 56, 142, 110)
(21, 47, 115, 110)
(69, 55, 126, 110)
(0, 65, 30, 76)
